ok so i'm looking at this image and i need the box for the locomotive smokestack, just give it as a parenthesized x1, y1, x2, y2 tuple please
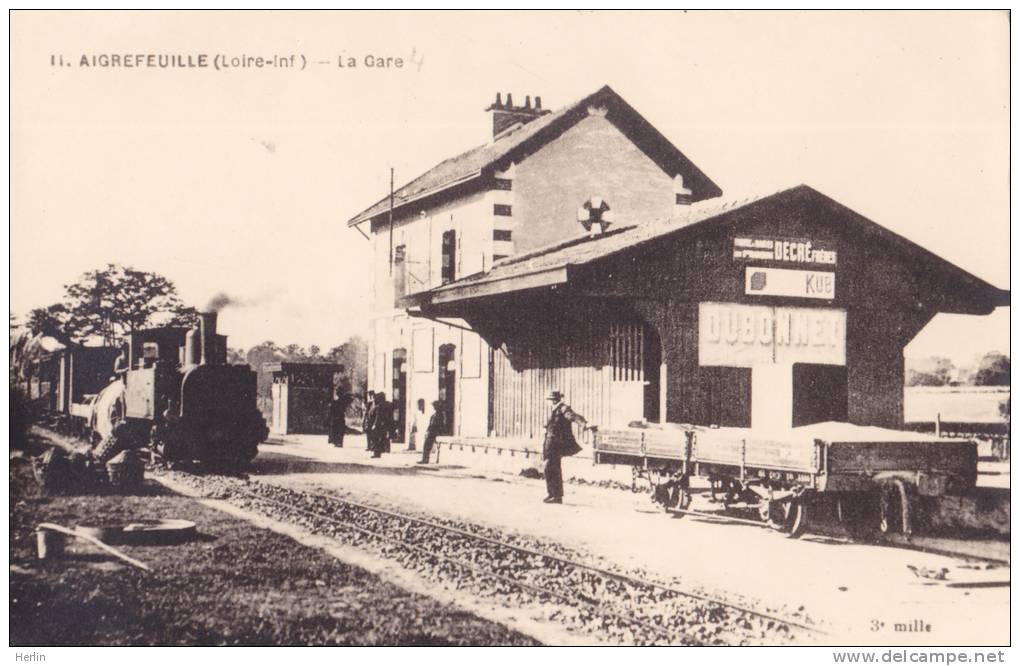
(184, 326, 200, 367)
(199, 312, 218, 365)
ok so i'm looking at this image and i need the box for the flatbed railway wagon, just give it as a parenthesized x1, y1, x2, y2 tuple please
(594, 422, 977, 538)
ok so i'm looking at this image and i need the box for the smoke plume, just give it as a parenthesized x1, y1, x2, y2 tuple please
(205, 292, 240, 312)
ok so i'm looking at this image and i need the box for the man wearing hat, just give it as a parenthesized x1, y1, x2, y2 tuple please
(368, 391, 393, 458)
(541, 390, 591, 504)
(417, 399, 445, 465)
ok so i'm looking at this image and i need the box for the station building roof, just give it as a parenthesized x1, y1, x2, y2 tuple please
(347, 85, 722, 227)
(404, 185, 1009, 317)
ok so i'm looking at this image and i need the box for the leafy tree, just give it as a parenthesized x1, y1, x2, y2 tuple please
(26, 303, 75, 346)
(279, 344, 306, 361)
(245, 341, 285, 416)
(166, 305, 200, 329)
(973, 352, 1010, 386)
(327, 336, 368, 396)
(906, 356, 955, 387)
(27, 264, 195, 346)
(238, 337, 368, 417)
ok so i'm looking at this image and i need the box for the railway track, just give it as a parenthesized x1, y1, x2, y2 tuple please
(35, 426, 1005, 566)
(162, 470, 823, 646)
(570, 473, 1009, 565)
(661, 503, 1010, 566)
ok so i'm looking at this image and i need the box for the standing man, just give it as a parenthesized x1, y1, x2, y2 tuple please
(369, 391, 393, 458)
(417, 400, 445, 465)
(541, 390, 591, 504)
(362, 391, 376, 451)
(408, 398, 426, 452)
(328, 378, 352, 448)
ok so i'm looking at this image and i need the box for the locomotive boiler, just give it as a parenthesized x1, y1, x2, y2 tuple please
(90, 312, 268, 469)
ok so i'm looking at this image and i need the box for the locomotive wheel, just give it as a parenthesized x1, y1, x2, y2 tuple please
(91, 433, 124, 466)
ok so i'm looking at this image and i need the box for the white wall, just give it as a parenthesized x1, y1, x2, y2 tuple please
(367, 190, 495, 439)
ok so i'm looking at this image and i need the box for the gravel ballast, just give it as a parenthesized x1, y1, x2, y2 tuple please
(9, 442, 539, 646)
(162, 469, 813, 645)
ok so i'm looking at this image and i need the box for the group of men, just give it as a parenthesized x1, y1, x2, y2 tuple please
(329, 387, 444, 464)
(330, 381, 592, 503)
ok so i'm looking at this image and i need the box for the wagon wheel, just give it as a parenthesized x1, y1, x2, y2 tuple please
(758, 500, 777, 523)
(878, 479, 913, 536)
(781, 500, 808, 538)
(762, 499, 808, 538)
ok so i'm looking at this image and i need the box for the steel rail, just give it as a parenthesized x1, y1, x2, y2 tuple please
(225, 476, 822, 636)
(220, 482, 679, 644)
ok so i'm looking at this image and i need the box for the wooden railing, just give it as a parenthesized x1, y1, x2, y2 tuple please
(903, 419, 1010, 460)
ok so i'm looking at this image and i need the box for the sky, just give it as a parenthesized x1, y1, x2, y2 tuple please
(9, 10, 1010, 365)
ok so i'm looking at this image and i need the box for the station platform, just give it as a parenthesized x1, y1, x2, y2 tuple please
(263, 430, 1007, 490)
(262, 432, 635, 487)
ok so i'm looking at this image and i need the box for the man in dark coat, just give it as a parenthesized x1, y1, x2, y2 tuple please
(417, 400, 445, 465)
(362, 391, 376, 450)
(369, 391, 393, 458)
(328, 381, 352, 447)
(541, 390, 590, 504)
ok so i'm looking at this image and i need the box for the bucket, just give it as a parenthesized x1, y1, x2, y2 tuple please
(36, 529, 66, 559)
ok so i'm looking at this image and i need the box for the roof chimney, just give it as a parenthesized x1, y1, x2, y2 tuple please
(485, 92, 551, 140)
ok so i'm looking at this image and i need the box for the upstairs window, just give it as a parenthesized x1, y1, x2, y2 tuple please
(441, 230, 456, 284)
(393, 244, 407, 302)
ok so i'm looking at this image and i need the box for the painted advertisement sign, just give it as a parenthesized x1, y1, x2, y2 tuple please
(698, 302, 846, 367)
(744, 266, 835, 299)
(733, 237, 837, 265)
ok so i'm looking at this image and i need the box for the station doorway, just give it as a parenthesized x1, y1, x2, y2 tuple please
(792, 363, 848, 427)
(391, 349, 407, 443)
(608, 321, 662, 426)
(438, 343, 456, 435)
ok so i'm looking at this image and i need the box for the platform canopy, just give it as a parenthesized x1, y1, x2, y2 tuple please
(403, 185, 1009, 324)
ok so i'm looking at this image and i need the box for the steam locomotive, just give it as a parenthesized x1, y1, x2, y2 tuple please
(87, 312, 268, 469)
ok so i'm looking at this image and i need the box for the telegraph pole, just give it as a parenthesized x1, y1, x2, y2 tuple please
(388, 167, 395, 276)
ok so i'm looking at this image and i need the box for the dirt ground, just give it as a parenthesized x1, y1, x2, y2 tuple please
(8, 434, 538, 646)
(254, 437, 1010, 646)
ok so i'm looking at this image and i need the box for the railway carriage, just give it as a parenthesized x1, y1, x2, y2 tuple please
(594, 422, 977, 537)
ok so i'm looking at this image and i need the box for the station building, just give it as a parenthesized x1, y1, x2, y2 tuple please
(349, 85, 1007, 443)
